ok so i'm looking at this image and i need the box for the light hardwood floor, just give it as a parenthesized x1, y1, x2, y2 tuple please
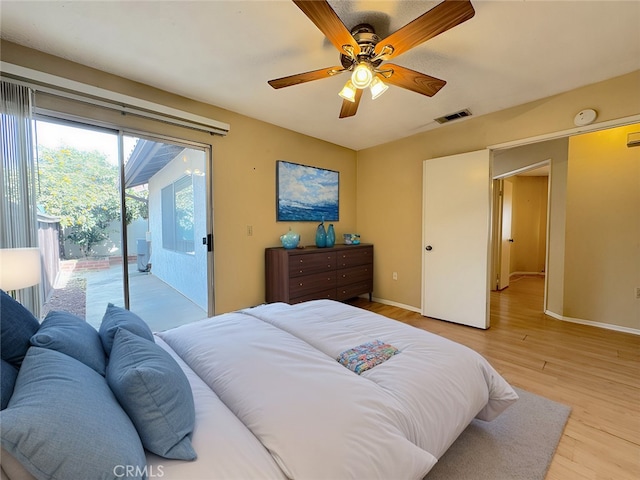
(348, 275, 640, 480)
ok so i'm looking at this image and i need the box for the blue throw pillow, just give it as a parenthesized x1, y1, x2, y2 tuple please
(0, 290, 40, 367)
(30, 310, 107, 375)
(99, 303, 154, 356)
(0, 347, 147, 480)
(1, 359, 18, 410)
(107, 328, 197, 460)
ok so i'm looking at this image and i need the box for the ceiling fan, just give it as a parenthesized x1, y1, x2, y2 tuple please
(268, 0, 475, 118)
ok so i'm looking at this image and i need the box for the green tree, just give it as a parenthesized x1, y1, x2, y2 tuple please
(37, 145, 147, 257)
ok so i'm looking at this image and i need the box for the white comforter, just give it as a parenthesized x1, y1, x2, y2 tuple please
(150, 300, 518, 479)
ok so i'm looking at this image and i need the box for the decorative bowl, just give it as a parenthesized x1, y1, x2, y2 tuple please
(343, 234, 360, 245)
(280, 228, 300, 249)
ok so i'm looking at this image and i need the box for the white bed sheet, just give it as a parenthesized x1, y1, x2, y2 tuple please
(155, 300, 517, 479)
(243, 300, 519, 459)
(158, 312, 437, 480)
(148, 337, 288, 480)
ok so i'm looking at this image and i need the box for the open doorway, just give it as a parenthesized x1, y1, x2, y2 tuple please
(490, 136, 569, 317)
(35, 119, 211, 330)
(492, 163, 550, 293)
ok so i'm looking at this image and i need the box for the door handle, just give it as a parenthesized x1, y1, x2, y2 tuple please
(202, 234, 213, 252)
(425, 245, 433, 251)
(508, 238, 514, 243)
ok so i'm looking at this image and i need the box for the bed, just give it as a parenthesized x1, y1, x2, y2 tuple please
(1, 292, 518, 480)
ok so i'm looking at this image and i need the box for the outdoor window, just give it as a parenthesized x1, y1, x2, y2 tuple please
(161, 176, 195, 254)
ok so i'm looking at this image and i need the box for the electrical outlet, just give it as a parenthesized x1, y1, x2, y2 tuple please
(392, 272, 398, 280)
(247, 225, 253, 236)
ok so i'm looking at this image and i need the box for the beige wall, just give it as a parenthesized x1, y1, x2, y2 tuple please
(509, 176, 548, 275)
(3, 40, 639, 329)
(357, 71, 640, 332)
(1, 41, 357, 314)
(564, 124, 640, 329)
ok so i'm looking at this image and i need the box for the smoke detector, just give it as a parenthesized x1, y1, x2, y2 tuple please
(573, 109, 597, 126)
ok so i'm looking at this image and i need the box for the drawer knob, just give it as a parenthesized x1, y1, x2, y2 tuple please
(299, 282, 304, 286)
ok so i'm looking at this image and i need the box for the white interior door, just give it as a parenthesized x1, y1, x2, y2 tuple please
(498, 179, 513, 290)
(422, 149, 491, 329)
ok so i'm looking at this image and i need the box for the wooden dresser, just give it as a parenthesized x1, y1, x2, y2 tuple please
(265, 244, 373, 304)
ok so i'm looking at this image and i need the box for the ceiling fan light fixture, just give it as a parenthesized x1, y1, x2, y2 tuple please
(338, 80, 357, 102)
(369, 76, 388, 100)
(351, 62, 373, 89)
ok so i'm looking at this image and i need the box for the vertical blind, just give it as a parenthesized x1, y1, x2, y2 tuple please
(1, 81, 40, 314)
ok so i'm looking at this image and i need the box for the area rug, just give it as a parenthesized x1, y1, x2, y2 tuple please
(425, 387, 571, 480)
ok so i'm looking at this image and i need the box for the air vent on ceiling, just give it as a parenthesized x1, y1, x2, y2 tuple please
(435, 108, 472, 124)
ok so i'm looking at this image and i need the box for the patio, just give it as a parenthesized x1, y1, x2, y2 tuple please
(47, 261, 209, 332)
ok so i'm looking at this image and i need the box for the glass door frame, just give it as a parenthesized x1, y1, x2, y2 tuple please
(33, 112, 215, 318)
(118, 129, 214, 317)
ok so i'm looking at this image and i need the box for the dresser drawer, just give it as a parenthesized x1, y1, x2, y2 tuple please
(337, 281, 373, 301)
(337, 264, 373, 287)
(290, 288, 337, 304)
(289, 272, 337, 298)
(288, 252, 337, 277)
(337, 246, 373, 268)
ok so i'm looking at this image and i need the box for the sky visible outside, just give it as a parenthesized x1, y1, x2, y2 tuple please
(35, 120, 137, 165)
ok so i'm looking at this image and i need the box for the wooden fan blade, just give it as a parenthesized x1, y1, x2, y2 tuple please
(268, 66, 345, 89)
(339, 88, 363, 118)
(293, 0, 360, 57)
(374, 0, 475, 60)
(383, 64, 447, 97)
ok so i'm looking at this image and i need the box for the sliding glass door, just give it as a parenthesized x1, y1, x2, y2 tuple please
(122, 133, 210, 331)
(35, 119, 212, 330)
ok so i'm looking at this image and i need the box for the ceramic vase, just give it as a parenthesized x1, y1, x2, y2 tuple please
(315, 220, 327, 248)
(280, 227, 300, 249)
(326, 224, 335, 248)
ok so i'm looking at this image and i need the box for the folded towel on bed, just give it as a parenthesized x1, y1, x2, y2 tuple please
(337, 340, 399, 375)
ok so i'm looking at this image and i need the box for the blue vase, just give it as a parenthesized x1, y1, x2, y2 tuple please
(315, 221, 327, 248)
(326, 224, 335, 247)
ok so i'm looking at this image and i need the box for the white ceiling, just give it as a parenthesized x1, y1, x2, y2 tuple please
(1, 1, 639, 151)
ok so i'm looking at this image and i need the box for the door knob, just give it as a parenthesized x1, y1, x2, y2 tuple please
(425, 245, 433, 251)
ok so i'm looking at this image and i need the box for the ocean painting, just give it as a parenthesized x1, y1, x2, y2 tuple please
(277, 161, 339, 221)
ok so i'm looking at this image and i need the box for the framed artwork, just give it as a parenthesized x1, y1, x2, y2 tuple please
(276, 160, 339, 221)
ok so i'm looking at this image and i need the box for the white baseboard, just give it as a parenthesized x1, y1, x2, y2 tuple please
(544, 310, 640, 336)
(360, 295, 640, 336)
(365, 295, 422, 314)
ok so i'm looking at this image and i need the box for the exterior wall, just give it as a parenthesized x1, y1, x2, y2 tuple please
(148, 149, 208, 311)
(62, 218, 148, 259)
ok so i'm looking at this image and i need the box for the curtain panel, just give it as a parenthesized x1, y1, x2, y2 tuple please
(1, 80, 40, 314)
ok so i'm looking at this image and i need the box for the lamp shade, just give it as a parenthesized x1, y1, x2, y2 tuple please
(0, 248, 41, 291)
(369, 76, 388, 100)
(338, 80, 357, 102)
